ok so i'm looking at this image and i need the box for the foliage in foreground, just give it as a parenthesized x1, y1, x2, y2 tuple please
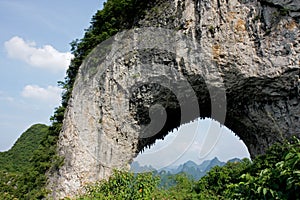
(226, 137, 300, 199)
(77, 170, 160, 200)
(76, 137, 300, 200)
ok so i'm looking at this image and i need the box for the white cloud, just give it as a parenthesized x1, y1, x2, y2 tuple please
(4, 36, 73, 72)
(0, 91, 14, 103)
(21, 85, 62, 105)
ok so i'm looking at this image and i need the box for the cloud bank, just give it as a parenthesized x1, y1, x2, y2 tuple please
(4, 36, 73, 72)
(21, 85, 62, 105)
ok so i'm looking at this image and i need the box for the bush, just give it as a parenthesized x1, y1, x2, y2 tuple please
(78, 170, 159, 200)
(225, 137, 300, 199)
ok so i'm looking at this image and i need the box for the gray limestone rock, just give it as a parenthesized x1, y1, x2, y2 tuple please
(48, 0, 300, 198)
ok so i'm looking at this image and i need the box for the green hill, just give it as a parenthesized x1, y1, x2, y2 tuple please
(0, 124, 49, 173)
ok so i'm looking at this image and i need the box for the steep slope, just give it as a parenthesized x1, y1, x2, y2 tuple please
(0, 124, 49, 172)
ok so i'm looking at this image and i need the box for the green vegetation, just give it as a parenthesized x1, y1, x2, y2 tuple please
(74, 137, 300, 199)
(226, 137, 300, 199)
(0, 124, 51, 199)
(0, 124, 49, 173)
(77, 170, 160, 200)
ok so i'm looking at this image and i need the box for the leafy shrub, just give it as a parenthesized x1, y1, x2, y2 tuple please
(225, 137, 300, 199)
(78, 170, 159, 200)
(193, 158, 251, 199)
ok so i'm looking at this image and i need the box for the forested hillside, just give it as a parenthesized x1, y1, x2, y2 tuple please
(0, 124, 49, 173)
(0, 124, 50, 199)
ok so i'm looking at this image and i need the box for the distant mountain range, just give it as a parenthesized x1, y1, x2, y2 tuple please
(131, 157, 241, 180)
(130, 161, 156, 173)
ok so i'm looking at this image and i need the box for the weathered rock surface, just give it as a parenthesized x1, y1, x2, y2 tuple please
(48, 0, 300, 198)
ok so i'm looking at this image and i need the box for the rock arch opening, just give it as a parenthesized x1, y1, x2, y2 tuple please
(132, 118, 250, 172)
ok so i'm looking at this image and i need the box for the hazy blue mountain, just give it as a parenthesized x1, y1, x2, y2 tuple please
(198, 159, 212, 171)
(130, 161, 156, 173)
(180, 157, 225, 180)
(131, 157, 232, 180)
(181, 160, 204, 180)
(204, 157, 226, 172)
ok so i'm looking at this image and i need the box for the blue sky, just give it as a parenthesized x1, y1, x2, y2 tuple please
(0, 0, 250, 168)
(0, 0, 104, 151)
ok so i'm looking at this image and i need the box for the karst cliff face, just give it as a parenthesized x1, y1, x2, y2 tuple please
(48, 0, 300, 198)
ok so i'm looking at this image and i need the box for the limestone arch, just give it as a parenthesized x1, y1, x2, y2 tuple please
(49, 3, 300, 196)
